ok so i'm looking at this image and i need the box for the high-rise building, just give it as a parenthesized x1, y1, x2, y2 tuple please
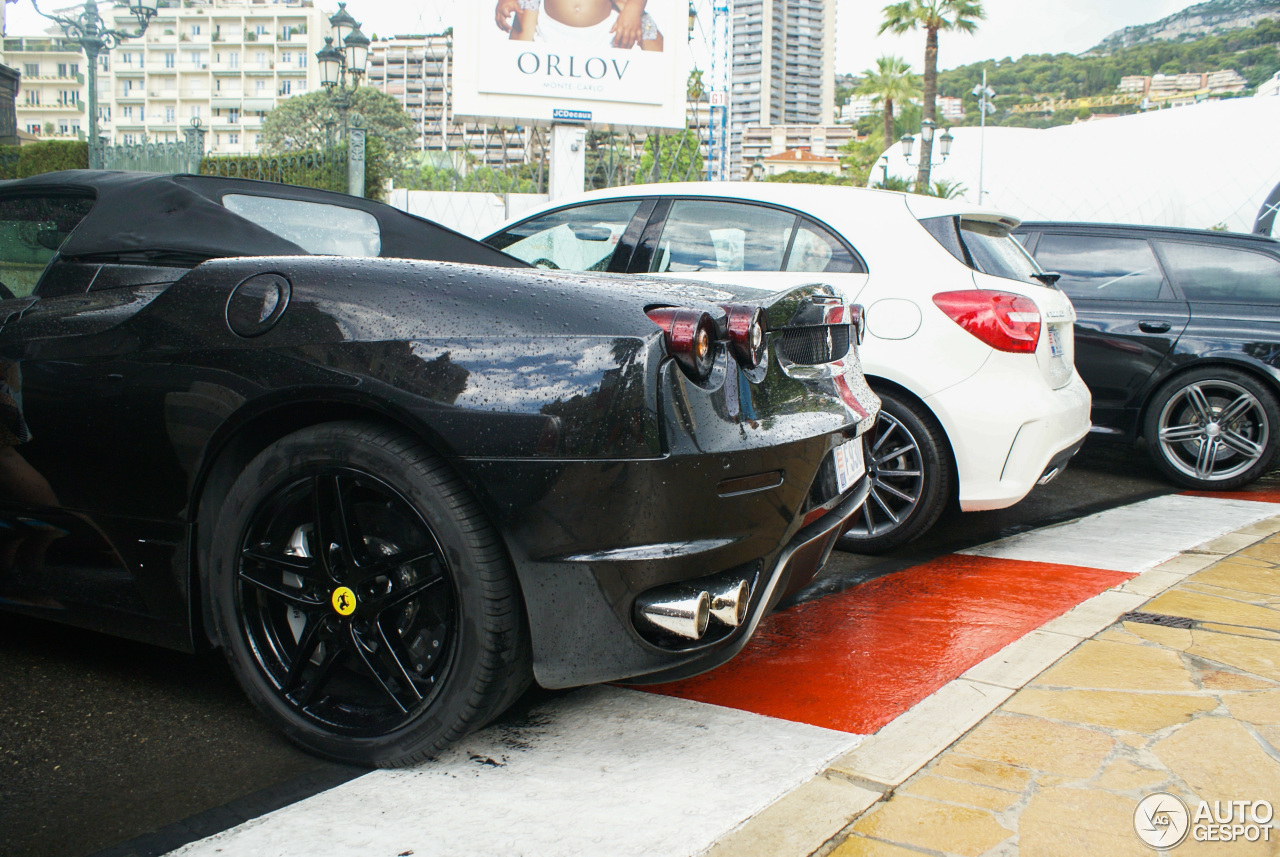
(365, 36, 449, 151)
(728, 0, 834, 177)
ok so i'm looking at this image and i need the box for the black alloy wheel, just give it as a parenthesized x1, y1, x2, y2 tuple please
(208, 422, 531, 767)
(836, 390, 953, 554)
(1144, 367, 1280, 490)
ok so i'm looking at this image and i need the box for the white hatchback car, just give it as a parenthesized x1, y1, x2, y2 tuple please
(482, 183, 1091, 551)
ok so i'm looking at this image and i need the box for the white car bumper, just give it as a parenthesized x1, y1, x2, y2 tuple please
(926, 353, 1092, 513)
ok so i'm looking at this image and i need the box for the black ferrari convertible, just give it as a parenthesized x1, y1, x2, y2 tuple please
(0, 171, 878, 766)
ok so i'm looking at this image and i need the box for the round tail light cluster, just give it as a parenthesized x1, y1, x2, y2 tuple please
(646, 303, 768, 380)
(721, 303, 768, 370)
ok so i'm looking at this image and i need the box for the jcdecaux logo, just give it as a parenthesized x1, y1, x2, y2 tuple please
(1134, 793, 1274, 848)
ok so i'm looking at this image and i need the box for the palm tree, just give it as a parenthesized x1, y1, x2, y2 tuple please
(855, 55, 920, 155)
(879, 0, 985, 189)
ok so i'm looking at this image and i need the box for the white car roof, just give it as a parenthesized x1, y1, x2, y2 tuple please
(517, 182, 1021, 232)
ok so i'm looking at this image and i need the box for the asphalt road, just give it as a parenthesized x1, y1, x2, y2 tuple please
(0, 435, 1193, 857)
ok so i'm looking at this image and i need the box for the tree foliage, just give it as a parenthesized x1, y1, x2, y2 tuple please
(936, 17, 1280, 130)
(763, 169, 852, 186)
(260, 88, 417, 160)
(880, 0, 986, 188)
(638, 129, 705, 182)
(857, 55, 921, 149)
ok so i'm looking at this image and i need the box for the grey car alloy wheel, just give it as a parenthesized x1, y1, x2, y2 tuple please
(1156, 379, 1268, 483)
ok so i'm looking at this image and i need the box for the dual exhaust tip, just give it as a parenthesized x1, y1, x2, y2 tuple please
(635, 578, 751, 642)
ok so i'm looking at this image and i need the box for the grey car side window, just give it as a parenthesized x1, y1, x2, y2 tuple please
(1034, 234, 1165, 301)
(1160, 241, 1280, 305)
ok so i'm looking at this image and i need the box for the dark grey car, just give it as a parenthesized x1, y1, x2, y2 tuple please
(1014, 221, 1280, 489)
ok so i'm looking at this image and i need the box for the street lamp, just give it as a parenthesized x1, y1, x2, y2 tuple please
(316, 3, 369, 139)
(316, 3, 370, 196)
(899, 119, 953, 167)
(31, 0, 159, 169)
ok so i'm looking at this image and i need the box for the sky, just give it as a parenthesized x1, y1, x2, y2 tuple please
(5, 0, 1195, 74)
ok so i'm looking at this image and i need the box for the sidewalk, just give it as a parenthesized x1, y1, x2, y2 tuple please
(727, 517, 1280, 857)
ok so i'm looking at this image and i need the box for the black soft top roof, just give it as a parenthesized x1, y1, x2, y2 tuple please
(0, 170, 527, 268)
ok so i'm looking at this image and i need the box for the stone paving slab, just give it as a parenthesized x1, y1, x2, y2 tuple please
(704, 511, 1280, 857)
(822, 529, 1280, 857)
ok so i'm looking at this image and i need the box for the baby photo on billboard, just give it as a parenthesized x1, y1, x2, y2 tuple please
(494, 0, 665, 52)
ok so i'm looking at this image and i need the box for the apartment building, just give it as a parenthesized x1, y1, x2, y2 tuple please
(1259, 71, 1280, 98)
(740, 123, 855, 168)
(9, 1, 329, 152)
(6, 36, 84, 139)
(1118, 75, 1149, 95)
(94, 0, 329, 153)
(729, 0, 835, 177)
(1123, 69, 1248, 101)
(364, 35, 450, 151)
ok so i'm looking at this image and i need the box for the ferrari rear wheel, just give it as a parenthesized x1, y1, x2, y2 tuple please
(208, 421, 531, 768)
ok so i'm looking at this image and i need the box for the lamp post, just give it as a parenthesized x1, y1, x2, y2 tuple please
(899, 119, 953, 190)
(31, 0, 159, 169)
(316, 2, 370, 196)
(972, 70, 996, 204)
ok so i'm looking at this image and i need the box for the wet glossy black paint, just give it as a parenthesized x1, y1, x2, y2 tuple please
(0, 174, 875, 689)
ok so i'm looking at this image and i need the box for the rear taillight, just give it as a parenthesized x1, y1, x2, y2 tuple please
(932, 289, 1041, 354)
(647, 307, 717, 379)
(720, 303, 767, 370)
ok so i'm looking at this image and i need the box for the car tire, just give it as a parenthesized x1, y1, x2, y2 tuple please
(207, 421, 532, 768)
(836, 389, 953, 554)
(1143, 367, 1280, 490)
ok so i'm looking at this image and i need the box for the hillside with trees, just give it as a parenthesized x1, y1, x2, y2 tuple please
(932, 16, 1279, 129)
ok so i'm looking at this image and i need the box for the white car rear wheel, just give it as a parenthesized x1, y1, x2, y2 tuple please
(837, 390, 953, 554)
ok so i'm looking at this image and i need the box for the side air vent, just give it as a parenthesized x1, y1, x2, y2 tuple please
(775, 324, 851, 365)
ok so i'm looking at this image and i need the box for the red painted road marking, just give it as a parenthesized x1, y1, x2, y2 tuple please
(643, 555, 1134, 734)
(1183, 489, 1280, 504)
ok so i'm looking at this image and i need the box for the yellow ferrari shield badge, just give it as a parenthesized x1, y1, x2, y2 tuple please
(331, 586, 357, 616)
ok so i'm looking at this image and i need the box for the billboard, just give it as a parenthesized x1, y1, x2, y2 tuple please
(452, 0, 690, 130)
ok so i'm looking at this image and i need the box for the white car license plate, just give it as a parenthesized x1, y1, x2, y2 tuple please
(834, 437, 865, 494)
(1047, 325, 1064, 358)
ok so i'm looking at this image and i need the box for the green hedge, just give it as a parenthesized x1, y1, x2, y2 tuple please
(198, 137, 390, 201)
(0, 141, 90, 179)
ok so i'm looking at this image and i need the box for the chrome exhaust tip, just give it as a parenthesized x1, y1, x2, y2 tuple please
(1037, 466, 1061, 486)
(635, 589, 711, 640)
(709, 579, 750, 627)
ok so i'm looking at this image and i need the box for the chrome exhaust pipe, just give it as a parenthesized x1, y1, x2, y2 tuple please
(635, 589, 711, 640)
(709, 579, 750, 627)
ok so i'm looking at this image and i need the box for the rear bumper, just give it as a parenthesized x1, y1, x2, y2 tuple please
(625, 474, 869, 686)
(927, 354, 1092, 513)
(457, 437, 870, 689)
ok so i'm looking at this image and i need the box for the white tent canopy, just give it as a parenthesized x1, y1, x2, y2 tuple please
(874, 96, 1280, 234)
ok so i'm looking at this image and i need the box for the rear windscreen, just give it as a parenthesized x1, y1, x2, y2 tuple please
(921, 215, 1049, 287)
